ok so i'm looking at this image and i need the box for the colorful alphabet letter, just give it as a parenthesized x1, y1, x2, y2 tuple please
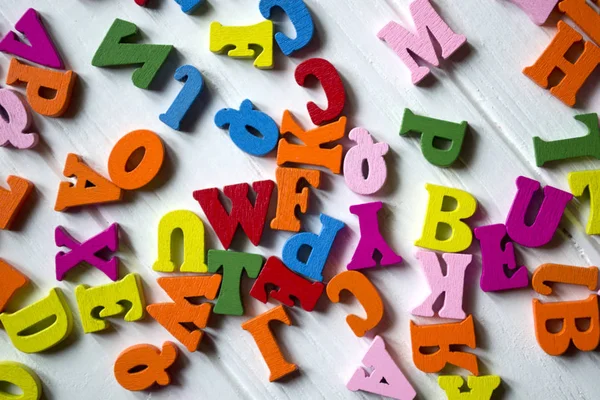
(400, 109, 467, 167)
(438, 375, 501, 400)
(0, 175, 33, 230)
(0, 259, 28, 312)
(6, 58, 76, 117)
(209, 21, 274, 69)
(250, 256, 324, 312)
(153, 210, 208, 273)
(114, 342, 178, 391)
(54, 154, 123, 211)
(208, 250, 264, 316)
(415, 184, 477, 253)
(241, 305, 298, 382)
(474, 224, 528, 292)
(377, 0, 467, 84)
(347, 336, 416, 400)
(533, 295, 599, 355)
(505, 176, 572, 248)
(344, 128, 389, 195)
(294, 58, 345, 125)
(215, 99, 279, 156)
(410, 315, 479, 375)
(327, 270, 385, 337)
(92, 19, 173, 89)
(55, 223, 119, 281)
(0, 361, 42, 400)
(0, 88, 38, 149)
(569, 169, 600, 235)
(523, 21, 600, 107)
(534, 114, 600, 167)
(282, 213, 345, 281)
(278, 110, 346, 173)
(412, 251, 472, 319)
(147, 274, 222, 352)
(270, 166, 321, 232)
(0, 288, 73, 353)
(260, 0, 314, 55)
(75, 273, 145, 333)
(160, 65, 204, 130)
(0, 8, 63, 69)
(193, 180, 274, 250)
(347, 202, 402, 270)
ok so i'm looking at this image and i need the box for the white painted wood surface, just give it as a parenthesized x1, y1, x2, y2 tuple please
(0, 0, 599, 398)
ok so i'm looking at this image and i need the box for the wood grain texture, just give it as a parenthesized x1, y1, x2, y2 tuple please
(0, 0, 600, 398)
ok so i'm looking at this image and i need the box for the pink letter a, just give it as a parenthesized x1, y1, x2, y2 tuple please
(347, 336, 416, 400)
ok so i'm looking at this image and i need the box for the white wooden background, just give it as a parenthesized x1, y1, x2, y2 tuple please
(1, 0, 599, 399)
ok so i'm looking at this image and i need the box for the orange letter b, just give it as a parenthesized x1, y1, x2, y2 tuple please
(533, 294, 600, 356)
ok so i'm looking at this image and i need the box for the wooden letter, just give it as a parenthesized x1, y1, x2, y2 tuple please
(400, 109, 467, 167)
(0, 361, 42, 400)
(214, 99, 279, 156)
(438, 375, 501, 400)
(160, 65, 204, 130)
(347, 202, 402, 270)
(282, 213, 345, 281)
(523, 21, 600, 107)
(0, 8, 63, 69)
(55, 223, 119, 281)
(533, 295, 599, 355)
(534, 114, 600, 166)
(92, 19, 173, 89)
(559, 0, 600, 45)
(0, 260, 28, 312)
(55, 154, 122, 211)
(508, 0, 558, 25)
(410, 315, 479, 375)
(344, 128, 389, 195)
(270, 166, 321, 232)
(0, 175, 33, 230)
(505, 176, 572, 248)
(415, 183, 477, 253)
(569, 169, 600, 234)
(108, 130, 164, 190)
(294, 58, 345, 125)
(75, 273, 145, 333)
(147, 275, 221, 352)
(6, 58, 76, 117)
(0, 88, 38, 149)
(250, 256, 324, 312)
(241, 305, 297, 381)
(209, 21, 274, 69)
(208, 250, 264, 316)
(153, 210, 208, 273)
(377, 0, 466, 84)
(327, 270, 384, 337)
(193, 180, 274, 250)
(412, 251, 472, 320)
(474, 224, 528, 292)
(260, 0, 314, 56)
(0, 288, 73, 353)
(347, 336, 416, 400)
(532, 263, 598, 295)
(174, 0, 204, 13)
(114, 342, 178, 391)
(278, 110, 346, 173)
